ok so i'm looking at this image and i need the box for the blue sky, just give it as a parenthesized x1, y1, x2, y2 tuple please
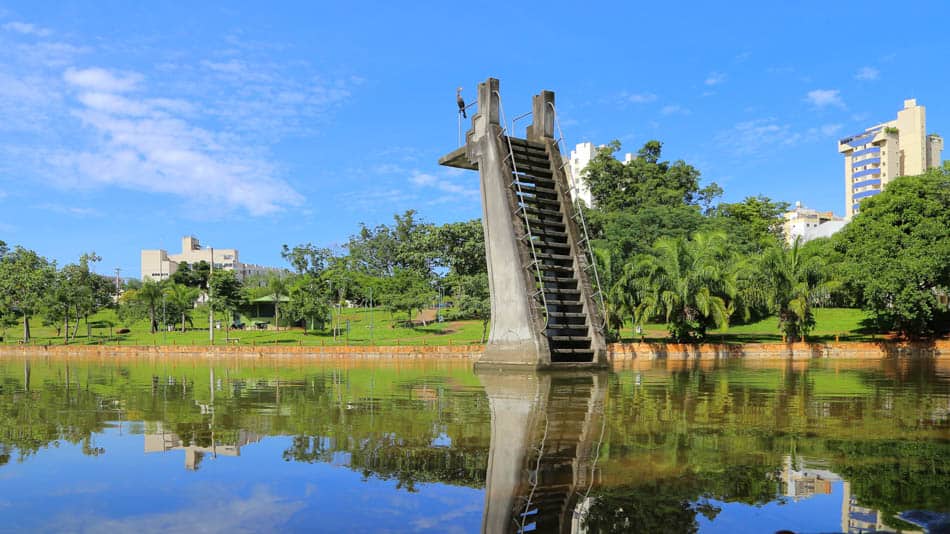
(1, 1, 947, 278)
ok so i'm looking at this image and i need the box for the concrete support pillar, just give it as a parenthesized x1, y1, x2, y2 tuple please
(527, 90, 555, 141)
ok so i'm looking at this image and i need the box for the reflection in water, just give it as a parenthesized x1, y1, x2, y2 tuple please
(478, 371, 607, 534)
(0, 356, 948, 532)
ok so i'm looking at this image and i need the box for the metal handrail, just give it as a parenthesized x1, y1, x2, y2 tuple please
(546, 101, 608, 331)
(494, 90, 549, 332)
(518, 405, 549, 533)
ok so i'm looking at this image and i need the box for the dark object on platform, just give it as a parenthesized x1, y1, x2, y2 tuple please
(117, 328, 130, 334)
(457, 87, 466, 118)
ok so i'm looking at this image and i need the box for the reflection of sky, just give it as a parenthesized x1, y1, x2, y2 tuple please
(0, 427, 482, 533)
(697, 481, 845, 534)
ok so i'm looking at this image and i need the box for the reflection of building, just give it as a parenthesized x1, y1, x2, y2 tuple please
(841, 482, 923, 534)
(838, 99, 943, 218)
(478, 371, 607, 533)
(141, 235, 282, 282)
(144, 424, 262, 470)
(781, 456, 840, 500)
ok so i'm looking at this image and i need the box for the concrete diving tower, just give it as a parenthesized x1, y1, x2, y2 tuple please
(439, 77, 607, 369)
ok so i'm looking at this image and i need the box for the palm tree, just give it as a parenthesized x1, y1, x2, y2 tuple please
(268, 275, 288, 331)
(618, 231, 736, 342)
(164, 283, 200, 333)
(136, 280, 164, 334)
(759, 238, 833, 342)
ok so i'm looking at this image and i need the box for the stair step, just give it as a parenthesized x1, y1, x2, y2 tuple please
(537, 264, 574, 273)
(536, 253, 573, 262)
(511, 151, 551, 166)
(535, 242, 570, 253)
(506, 137, 547, 151)
(533, 229, 568, 239)
(541, 276, 577, 284)
(550, 336, 591, 343)
(525, 207, 563, 218)
(522, 196, 561, 208)
(545, 288, 580, 296)
(516, 183, 558, 197)
(525, 218, 566, 231)
(514, 164, 553, 176)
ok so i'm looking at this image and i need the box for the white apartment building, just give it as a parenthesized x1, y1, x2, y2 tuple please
(566, 142, 633, 207)
(141, 236, 282, 282)
(838, 99, 943, 218)
(782, 202, 847, 245)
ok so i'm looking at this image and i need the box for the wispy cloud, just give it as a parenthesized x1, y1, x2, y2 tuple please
(36, 202, 102, 217)
(805, 89, 845, 109)
(704, 72, 726, 86)
(2, 21, 52, 37)
(57, 66, 304, 215)
(408, 170, 478, 204)
(620, 91, 657, 104)
(854, 66, 879, 81)
(716, 118, 844, 159)
(660, 104, 690, 116)
(64, 67, 141, 92)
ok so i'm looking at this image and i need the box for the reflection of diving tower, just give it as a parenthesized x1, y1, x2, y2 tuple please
(478, 371, 607, 533)
(440, 78, 607, 369)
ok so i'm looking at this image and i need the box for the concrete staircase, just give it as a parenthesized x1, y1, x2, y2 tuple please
(505, 136, 596, 363)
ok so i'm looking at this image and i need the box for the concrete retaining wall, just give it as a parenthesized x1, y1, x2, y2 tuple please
(1, 340, 947, 361)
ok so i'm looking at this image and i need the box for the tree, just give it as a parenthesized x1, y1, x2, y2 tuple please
(433, 219, 486, 277)
(132, 280, 164, 334)
(618, 232, 736, 342)
(833, 169, 950, 338)
(0, 246, 55, 342)
(267, 275, 288, 331)
(281, 243, 332, 276)
(378, 268, 435, 326)
(288, 274, 330, 332)
(711, 195, 789, 254)
(450, 273, 490, 342)
(210, 270, 244, 336)
(759, 238, 831, 341)
(164, 283, 200, 333)
(583, 140, 721, 212)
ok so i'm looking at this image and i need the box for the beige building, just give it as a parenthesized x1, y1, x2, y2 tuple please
(141, 236, 281, 282)
(144, 423, 262, 470)
(838, 99, 943, 218)
(783, 201, 847, 245)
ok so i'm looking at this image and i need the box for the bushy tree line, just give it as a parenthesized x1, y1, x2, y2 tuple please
(586, 142, 950, 341)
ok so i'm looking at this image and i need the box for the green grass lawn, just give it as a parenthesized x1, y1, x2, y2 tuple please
(1, 306, 877, 347)
(0, 306, 488, 347)
(622, 307, 876, 344)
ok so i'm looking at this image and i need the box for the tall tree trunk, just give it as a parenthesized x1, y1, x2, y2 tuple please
(72, 313, 80, 339)
(149, 305, 157, 334)
(181, 312, 186, 333)
(64, 309, 69, 344)
(23, 314, 30, 343)
(275, 301, 280, 332)
(85, 314, 91, 338)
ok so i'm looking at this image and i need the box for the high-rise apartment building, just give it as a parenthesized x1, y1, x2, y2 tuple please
(566, 142, 633, 207)
(141, 236, 282, 282)
(838, 99, 943, 218)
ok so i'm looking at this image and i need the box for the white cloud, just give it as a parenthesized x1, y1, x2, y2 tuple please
(715, 118, 799, 158)
(819, 123, 843, 136)
(805, 89, 845, 108)
(660, 104, 690, 116)
(854, 66, 879, 81)
(408, 170, 478, 203)
(36, 202, 101, 217)
(3, 21, 51, 37)
(64, 67, 141, 93)
(705, 72, 726, 86)
(56, 66, 304, 215)
(623, 92, 657, 104)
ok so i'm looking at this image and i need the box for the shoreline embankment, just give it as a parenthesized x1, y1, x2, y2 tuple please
(1, 340, 947, 361)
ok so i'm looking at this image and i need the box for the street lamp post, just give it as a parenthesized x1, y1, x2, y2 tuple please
(209, 246, 214, 345)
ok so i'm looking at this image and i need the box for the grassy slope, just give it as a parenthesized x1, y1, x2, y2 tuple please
(1, 307, 878, 346)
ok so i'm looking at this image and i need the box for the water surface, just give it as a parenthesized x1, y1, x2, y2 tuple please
(0, 355, 947, 533)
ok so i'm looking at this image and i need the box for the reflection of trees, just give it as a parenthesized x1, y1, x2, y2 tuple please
(0, 357, 946, 522)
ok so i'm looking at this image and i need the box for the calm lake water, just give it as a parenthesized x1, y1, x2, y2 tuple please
(0, 356, 948, 533)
